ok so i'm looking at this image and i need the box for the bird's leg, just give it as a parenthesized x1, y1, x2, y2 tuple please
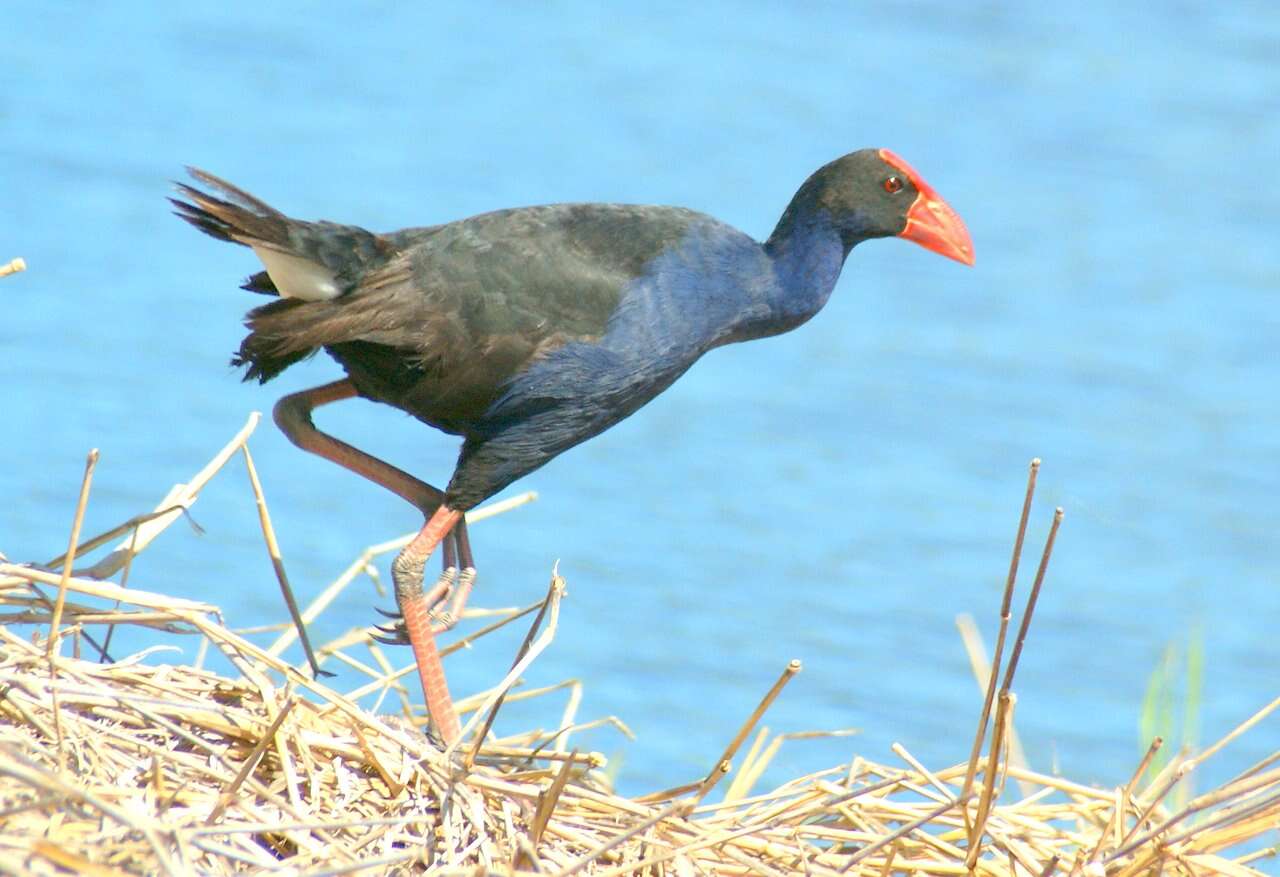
(391, 504, 465, 744)
(276, 378, 448, 634)
(262, 378, 450, 679)
(274, 379, 465, 743)
(440, 528, 458, 572)
(274, 380, 446, 512)
(430, 517, 476, 634)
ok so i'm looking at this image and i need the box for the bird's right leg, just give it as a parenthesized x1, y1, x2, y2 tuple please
(274, 379, 446, 514)
(274, 379, 463, 743)
(274, 380, 464, 619)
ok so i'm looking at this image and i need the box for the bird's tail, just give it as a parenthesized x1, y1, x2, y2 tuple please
(172, 168, 403, 383)
(171, 168, 391, 301)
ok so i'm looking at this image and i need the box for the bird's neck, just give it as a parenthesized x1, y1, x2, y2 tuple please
(751, 208, 849, 337)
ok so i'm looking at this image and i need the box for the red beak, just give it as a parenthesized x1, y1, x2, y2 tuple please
(879, 148, 975, 266)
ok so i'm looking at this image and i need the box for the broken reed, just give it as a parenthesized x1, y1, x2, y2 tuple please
(1, 420, 1277, 875)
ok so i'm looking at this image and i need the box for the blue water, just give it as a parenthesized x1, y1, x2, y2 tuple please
(4, 0, 1278, 827)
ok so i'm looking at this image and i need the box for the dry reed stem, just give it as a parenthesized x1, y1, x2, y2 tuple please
(692, 659, 802, 805)
(1198, 694, 1280, 767)
(961, 458, 1039, 807)
(956, 613, 1032, 794)
(1077, 735, 1164, 870)
(967, 506, 1063, 869)
(46, 449, 99, 658)
(725, 728, 859, 806)
(57, 414, 261, 580)
(453, 571, 566, 761)
(466, 569, 564, 767)
(240, 442, 328, 679)
(2, 433, 1276, 875)
(998, 508, 1062, 695)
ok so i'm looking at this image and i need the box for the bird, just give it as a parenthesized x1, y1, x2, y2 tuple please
(172, 148, 973, 745)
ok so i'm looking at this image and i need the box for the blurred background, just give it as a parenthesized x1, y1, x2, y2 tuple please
(3, 1, 1277, 807)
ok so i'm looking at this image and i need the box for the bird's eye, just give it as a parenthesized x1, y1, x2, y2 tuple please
(883, 175, 904, 194)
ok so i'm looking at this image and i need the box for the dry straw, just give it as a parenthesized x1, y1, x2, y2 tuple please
(1, 421, 1277, 874)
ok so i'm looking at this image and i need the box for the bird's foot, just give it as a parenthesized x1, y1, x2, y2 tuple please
(372, 564, 466, 643)
(429, 567, 476, 634)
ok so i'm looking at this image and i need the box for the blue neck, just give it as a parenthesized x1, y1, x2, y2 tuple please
(602, 206, 853, 359)
(740, 209, 848, 341)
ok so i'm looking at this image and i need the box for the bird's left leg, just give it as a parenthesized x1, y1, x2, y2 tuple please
(391, 504, 466, 743)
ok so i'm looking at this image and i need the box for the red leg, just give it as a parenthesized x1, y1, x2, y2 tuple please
(393, 505, 464, 744)
(274, 380, 445, 513)
(274, 380, 466, 743)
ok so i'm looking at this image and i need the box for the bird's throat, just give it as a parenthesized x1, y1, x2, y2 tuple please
(762, 213, 847, 329)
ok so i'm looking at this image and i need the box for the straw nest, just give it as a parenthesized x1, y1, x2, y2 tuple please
(2, 413, 1277, 876)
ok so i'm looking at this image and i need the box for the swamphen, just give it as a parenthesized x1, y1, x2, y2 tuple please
(173, 148, 973, 744)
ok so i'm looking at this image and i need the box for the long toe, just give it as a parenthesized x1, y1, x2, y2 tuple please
(429, 566, 477, 633)
(424, 565, 458, 611)
(429, 612, 457, 634)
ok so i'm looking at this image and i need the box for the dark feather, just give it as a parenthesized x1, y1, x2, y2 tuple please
(176, 170, 702, 436)
(240, 271, 278, 296)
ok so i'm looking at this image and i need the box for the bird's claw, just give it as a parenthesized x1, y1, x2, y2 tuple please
(370, 621, 410, 646)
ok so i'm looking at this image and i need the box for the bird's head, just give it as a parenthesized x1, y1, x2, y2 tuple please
(806, 148, 975, 266)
